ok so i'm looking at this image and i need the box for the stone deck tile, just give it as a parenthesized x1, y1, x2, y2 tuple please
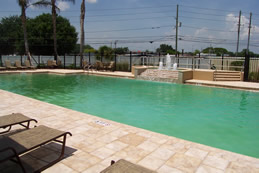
(1, 89, 259, 173)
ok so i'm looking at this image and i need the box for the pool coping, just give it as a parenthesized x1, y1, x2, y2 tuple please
(0, 69, 135, 79)
(1, 69, 259, 92)
(185, 79, 259, 92)
(0, 89, 259, 172)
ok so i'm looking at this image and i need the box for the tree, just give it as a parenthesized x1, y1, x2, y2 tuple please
(202, 47, 228, 56)
(194, 49, 200, 55)
(49, 0, 75, 61)
(96, 46, 114, 60)
(237, 49, 259, 57)
(80, 0, 85, 66)
(17, 0, 51, 64)
(114, 47, 129, 54)
(72, 44, 94, 54)
(26, 14, 77, 55)
(0, 16, 23, 55)
(156, 44, 175, 54)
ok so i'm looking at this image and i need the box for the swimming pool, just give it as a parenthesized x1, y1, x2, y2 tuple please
(0, 73, 259, 158)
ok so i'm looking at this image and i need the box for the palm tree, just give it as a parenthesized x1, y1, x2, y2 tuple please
(50, 0, 75, 61)
(18, 0, 51, 64)
(80, 0, 85, 67)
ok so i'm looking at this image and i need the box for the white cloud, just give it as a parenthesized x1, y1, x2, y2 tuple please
(225, 13, 250, 40)
(86, 0, 98, 3)
(57, 1, 70, 11)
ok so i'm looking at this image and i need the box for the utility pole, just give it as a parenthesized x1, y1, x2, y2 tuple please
(175, 4, 179, 57)
(244, 12, 252, 81)
(236, 11, 241, 57)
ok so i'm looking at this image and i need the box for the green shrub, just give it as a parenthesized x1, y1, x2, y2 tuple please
(230, 61, 244, 71)
(249, 72, 259, 82)
(116, 62, 129, 72)
(67, 64, 76, 69)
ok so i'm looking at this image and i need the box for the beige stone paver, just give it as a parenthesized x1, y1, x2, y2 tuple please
(166, 153, 202, 173)
(138, 154, 166, 170)
(118, 133, 147, 146)
(43, 163, 77, 173)
(1, 77, 259, 173)
(185, 147, 209, 160)
(202, 155, 230, 170)
(157, 165, 183, 173)
(196, 164, 224, 173)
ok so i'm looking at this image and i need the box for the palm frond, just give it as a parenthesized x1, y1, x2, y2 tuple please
(30, 0, 52, 8)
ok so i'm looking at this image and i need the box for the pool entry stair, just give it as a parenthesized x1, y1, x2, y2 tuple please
(213, 71, 243, 81)
(133, 66, 244, 83)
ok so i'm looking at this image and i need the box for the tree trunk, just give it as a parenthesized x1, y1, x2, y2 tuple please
(80, 0, 85, 67)
(21, 4, 32, 64)
(52, 0, 58, 61)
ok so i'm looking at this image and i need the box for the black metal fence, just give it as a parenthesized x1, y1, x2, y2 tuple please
(1, 53, 259, 82)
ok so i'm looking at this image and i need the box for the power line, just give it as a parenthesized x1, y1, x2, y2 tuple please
(85, 25, 173, 33)
(180, 15, 233, 22)
(180, 5, 239, 13)
(182, 25, 236, 33)
(84, 15, 175, 23)
(180, 10, 233, 17)
(0, 4, 177, 13)
(85, 10, 174, 18)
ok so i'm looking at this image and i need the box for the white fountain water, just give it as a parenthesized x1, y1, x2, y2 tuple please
(173, 63, 177, 70)
(158, 62, 163, 70)
(166, 53, 171, 70)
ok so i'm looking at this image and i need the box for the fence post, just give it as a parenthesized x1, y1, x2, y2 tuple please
(158, 52, 161, 63)
(64, 55, 66, 69)
(88, 52, 91, 64)
(20, 55, 23, 64)
(192, 57, 194, 69)
(74, 55, 76, 69)
(38, 56, 40, 67)
(114, 51, 117, 71)
(0, 55, 2, 66)
(130, 51, 132, 72)
(221, 54, 224, 70)
(244, 54, 250, 81)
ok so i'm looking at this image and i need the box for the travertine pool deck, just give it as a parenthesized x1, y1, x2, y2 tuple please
(185, 79, 259, 91)
(0, 69, 135, 78)
(1, 90, 259, 172)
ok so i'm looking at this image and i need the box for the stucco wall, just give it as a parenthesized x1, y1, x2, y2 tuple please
(193, 70, 214, 81)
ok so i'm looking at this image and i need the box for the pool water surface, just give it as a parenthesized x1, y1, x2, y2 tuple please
(0, 73, 259, 158)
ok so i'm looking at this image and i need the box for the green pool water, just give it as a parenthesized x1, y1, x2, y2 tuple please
(0, 73, 259, 158)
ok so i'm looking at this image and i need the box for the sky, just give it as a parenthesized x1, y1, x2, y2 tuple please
(0, 0, 259, 53)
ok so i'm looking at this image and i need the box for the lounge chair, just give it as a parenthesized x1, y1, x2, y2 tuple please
(0, 125, 72, 173)
(0, 113, 37, 135)
(5, 60, 17, 70)
(96, 60, 105, 71)
(57, 59, 62, 67)
(82, 60, 93, 71)
(0, 66, 6, 71)
(24, 60, 36, 69)
(47, 60, 58, 68)
(101, 159, 157, 173)
(106, 61, 115, 71)
(15, 60, 27, 69)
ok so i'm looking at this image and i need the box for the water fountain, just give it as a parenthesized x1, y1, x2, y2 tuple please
(173, 63, 177, 70)
(158, 62, 163, 70)
(166, 53, 171, 70)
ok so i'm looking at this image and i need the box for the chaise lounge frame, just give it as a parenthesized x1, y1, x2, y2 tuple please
(0, 125, 72, 173)
(0, 113, 38, 135)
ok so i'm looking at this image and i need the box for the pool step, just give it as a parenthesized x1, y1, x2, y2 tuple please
(214, 71, 242, 81)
